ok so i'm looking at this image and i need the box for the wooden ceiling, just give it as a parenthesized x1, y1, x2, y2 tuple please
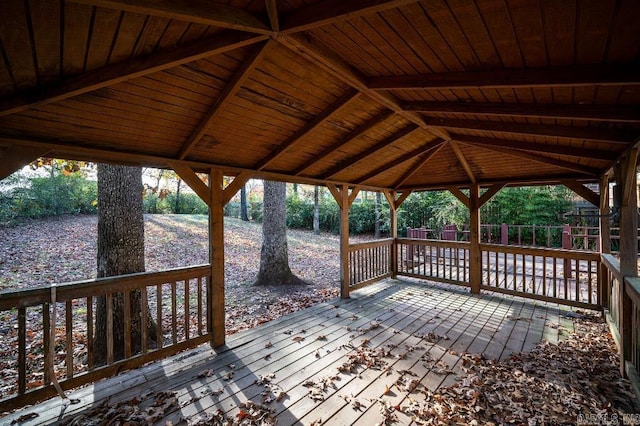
(0, 0, 639, 191)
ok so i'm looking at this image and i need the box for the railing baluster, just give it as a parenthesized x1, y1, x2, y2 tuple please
(197, 276, 203, 335)
(87, 296, 93, 370)
(156, 284, 163, 349)
(106, 293, 114, 365)
(124, 291, 131, 359)
(185, 279, 190, 341)
(18, 307, 26, 394)
(141, 289, 148, 353)
(171, 281, 178, 345)
(66, 300, 73, 378)
(43, 302, 51, 385)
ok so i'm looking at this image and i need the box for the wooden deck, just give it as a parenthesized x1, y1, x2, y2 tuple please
(3, 279, 581, 425)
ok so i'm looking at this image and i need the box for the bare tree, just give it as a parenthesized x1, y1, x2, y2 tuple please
(254, 180, 305, 286)
(94, 164, 156, 365)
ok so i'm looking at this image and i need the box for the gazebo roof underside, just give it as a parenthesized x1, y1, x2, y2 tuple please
(1, 0, 639, 191)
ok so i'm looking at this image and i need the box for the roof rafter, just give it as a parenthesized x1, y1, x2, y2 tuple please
(178, 41, 270, 160)
(256, 89, 361, 171)
(355, 139, 445, 184)
(0, 31, 267, 117)
(369, 63, 640, 90)
(451, 134, 618, 161)
(69, 0, 271, 34)
(393, 143, 445, 189)
(402, 101, 640, 123)
(293, 110, 394, 176)
(468, 143, 600, 176)
(423, 117, 635, 144)
(281, 0, 419, 33)
(0, 135, 392, 191)
(265, 0, 279, 32)
(321, 124, 419, 180)
(449, 141, 476, 184)
(276, 34, 451, 141)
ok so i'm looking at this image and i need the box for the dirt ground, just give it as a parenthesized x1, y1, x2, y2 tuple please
(0, 214, 370, 334)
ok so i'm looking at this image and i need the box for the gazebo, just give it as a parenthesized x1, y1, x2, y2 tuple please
(1, 0, 639, 422)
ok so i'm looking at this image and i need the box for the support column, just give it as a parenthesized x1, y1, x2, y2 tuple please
(339, 185, 350, 299)
(389, 191, 398, 278)
(469, 185, 481, 294)
(599, 175, 611, 310)
(617, 149, 638, 375)
(209, 169, 225, 348)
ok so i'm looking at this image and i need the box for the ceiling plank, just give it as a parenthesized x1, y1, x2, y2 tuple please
(403, 101, 640, 123)
(423, 117, 636, 144)
(449, 141, 476, 184)
(563, 181, 600, 207)
(70, 0, 271, 34)
(281, 0, 419, 33)
(478, 183, 506, 207)
(369, 63, 640, 90)
(294, 110, 394, 176)
(276, 34, 451, 141)
(355, 139, 445, 184)
(256, 89, 361, 171)
(178, 41, 269, 160)
(451, 134, 618, 161)
(0, 31, 268, 118)
(470, 143, 600, 176)
(321, 124, 419, 180)
(393, 143, 445, 189)
(265, 0, 279, 32)
(447, 186, 470, 209)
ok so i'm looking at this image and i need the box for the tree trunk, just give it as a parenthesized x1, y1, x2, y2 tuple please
(94, 164, 156, 366)
(254, 180, 305, 286)
(375, 191, 382, 239)
(240, 184, 249, 221)
(174, 178, 181, 213)
(313, 185, 320, 235)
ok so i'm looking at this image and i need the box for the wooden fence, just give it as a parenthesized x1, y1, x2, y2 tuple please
(601, 254, 640, 399)
(393, 238, 599, 309)
(480, 244, 600, 309)
(0, 265, 211, 411)
(348, 239, 393, 290)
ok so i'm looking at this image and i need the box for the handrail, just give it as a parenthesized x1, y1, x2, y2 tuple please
(601, 253, 622, 279)
(397, 237, 470, 249)
(481, 243, 600, 261)
(0, 264, 211, 310)
(348, 238, 393, 251)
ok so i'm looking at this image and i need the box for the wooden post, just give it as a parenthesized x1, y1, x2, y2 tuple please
(209, 169, 225, 348)
(339, 185, 350, 299)
(389, 192, 398, 278)
(562, 224, 573, 279)
(469, 185, 481, 294)
(617, 149, 638, 375)
(599, 174, 611, 310)
(501, 223, 508, 245)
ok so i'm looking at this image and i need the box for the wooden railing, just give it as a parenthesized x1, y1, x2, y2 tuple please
(396, 238, 470, 287)
(348, 239, 393, 290)
(601, 254, 640, 400)
(481, 244, 600, 309)
(0, 265, 211, 411)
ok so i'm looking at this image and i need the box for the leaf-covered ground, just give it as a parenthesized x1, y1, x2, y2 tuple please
(0, 214, 364, 334)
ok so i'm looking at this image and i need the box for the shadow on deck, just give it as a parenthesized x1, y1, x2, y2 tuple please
(3, 279, 587, 425)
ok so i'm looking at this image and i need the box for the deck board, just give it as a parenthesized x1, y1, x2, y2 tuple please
(2, 279, 583, 426)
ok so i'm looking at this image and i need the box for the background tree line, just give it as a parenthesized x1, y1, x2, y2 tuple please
(0, 165, 575, 235)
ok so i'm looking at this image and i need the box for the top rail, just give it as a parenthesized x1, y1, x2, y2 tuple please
(0, 264, 211, 310)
